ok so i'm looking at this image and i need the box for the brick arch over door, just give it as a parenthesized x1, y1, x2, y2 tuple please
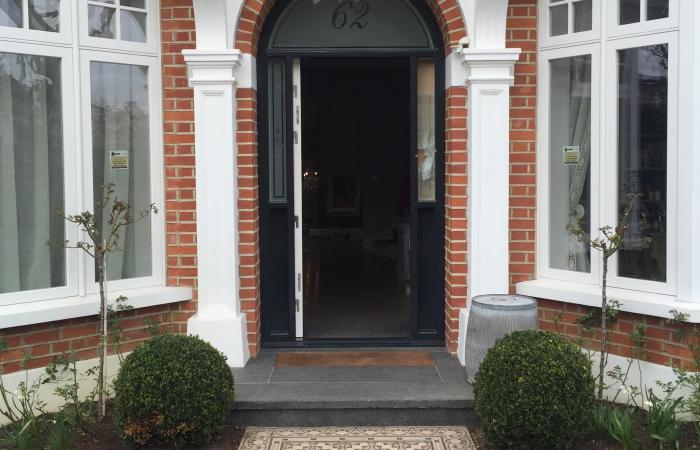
(234, 0, 470, 357)
(235, 0, 467, 55)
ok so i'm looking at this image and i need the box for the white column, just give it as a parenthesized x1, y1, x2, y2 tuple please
(183, 49, 250, 367)
(462, 48, 520, 298)
(456, 48, 520, 365)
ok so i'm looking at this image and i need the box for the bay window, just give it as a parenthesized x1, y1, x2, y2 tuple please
(536, 0, 679, 297)
(0, 0, 163, 306)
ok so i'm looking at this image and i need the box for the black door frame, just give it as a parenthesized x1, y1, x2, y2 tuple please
(258, 0, 446, 348)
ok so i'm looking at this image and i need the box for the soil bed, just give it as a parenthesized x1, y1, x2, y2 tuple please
(69, 408, 245, 450)
(469, 421, 699, 449)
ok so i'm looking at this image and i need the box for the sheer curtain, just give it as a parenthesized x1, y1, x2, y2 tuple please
(566, 56, 592, 272)
(0, 52, 64, 294)
(90, 61, 151, 281)
(549, 55, 591, 272)
(417, 59, 435, 202)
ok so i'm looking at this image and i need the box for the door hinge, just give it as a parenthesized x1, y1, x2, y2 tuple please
(294, 215, 299, 228)
(293, 130, 299, 145)
(295, 298, 300, 312)
(297, 273, 301, 292)
(296, 105, 300, 125)
(293, 84, 298, 98)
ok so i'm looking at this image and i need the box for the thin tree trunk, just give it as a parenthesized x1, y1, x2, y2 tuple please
(598, 256, 608, 401)
(97, 245, 107, 420)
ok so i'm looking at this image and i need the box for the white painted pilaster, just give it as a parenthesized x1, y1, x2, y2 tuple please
(462, 48, 521, 298)
(456, 48, 520, 364)
(183, 49, 250, 367)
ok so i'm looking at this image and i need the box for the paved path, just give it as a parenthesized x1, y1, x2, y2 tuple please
(239, 427, 477, 450)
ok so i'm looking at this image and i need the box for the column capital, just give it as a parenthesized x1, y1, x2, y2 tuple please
(182, 49, 242, 87)
(460, 47, 521, 85)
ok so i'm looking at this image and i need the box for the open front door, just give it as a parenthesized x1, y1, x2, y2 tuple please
(292, 58, 303, 338)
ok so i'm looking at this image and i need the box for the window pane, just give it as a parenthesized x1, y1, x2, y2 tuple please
(549, 55, 592, 273)
(0, 52, 65, 294)
(29, 0, 59, 32)
(647, 0, 669, 20)
(617, 45, 667, 282)
(573, 0, 592, 32)
(120, 9, 146, 42)
(417, 58, 435, 202)
(550, 4, 568, 36)
(90, 62, 152, 281)
(268, 59, 287, 202)
(0, 0, 22, 27)
(619, 0, 640, 25)
(121, 0, 145, 8)
(88, 5, 116, 39)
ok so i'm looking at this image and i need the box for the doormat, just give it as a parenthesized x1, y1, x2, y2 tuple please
(275, 351, 433, 368)
(239, 427, 477, 450)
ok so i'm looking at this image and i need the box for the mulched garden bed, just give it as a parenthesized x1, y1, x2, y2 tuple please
(468, 421, 699, 449)
(69, 407, 245, 450)
(70, 420, 699, 450)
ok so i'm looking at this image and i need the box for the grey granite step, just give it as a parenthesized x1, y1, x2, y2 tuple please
(228, 349, 475, 426)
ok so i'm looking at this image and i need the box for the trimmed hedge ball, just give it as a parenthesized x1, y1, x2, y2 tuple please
(113, 334, 235, 447)
(474, 330, 595, 450)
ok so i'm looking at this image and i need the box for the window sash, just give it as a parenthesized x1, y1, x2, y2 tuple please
(78, 0, 158, 54)
(0, 41, 79, 306)
(79, 49, 165, 295)
(604, 33, 678, 295)
(0, 0, 72, 44)
(606, 0, 678, 38)
(539, 0, 600, 49)
(537, 43, 601, 285)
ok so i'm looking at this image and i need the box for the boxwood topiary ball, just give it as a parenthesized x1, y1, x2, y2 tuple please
(474, 330, 595, 450)
(113, 334, 235, 447)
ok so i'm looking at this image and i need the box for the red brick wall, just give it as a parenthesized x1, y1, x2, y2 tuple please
(236, 88, 262, 357)
(162, 0, 198, 326)
(539, 300, 698, 369)
(507, 0, 538, 293)
(0, 306, 179, 374)
(444, 86, 468, 351)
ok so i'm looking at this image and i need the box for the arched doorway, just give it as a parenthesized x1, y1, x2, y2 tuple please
(258, 0, 446, 346)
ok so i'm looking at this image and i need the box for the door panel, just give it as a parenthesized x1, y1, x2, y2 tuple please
(260, 55, 444, 345)
(260, 57, 294, 341)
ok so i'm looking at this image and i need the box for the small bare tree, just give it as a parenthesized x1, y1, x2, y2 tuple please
(568, 193, 650, 401)
(53, 183, 157, 420)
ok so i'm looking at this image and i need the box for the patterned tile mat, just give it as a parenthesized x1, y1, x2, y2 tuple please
(239, 426, 477, 450)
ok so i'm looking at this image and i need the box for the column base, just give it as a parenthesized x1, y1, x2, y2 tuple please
(187, 308, 250, 367)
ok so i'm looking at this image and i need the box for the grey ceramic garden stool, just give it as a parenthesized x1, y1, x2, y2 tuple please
(464, 294, 538, 383)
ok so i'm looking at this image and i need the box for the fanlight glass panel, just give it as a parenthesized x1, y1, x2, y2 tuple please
(270, 0, 433, 49)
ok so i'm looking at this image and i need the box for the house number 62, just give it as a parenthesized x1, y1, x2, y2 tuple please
(331, 0, 369, 30)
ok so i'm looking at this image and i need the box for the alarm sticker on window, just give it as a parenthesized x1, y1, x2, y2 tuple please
(110, 150, 129, 169)
(563, 146, 580, 165)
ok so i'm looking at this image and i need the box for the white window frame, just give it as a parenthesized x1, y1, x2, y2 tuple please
(0, 40, 79, 306)
(79, 0, 158, 54)
(79, 49, 166, 295)
(0, 0, 168, 307)
(539, 0, 600, 49)
(0, 0, 72, 44)
(536, 43, 601, 286)
(607, 0, 679, 39)
(604, 32, 678, 296)
(534, 0, 682, 300)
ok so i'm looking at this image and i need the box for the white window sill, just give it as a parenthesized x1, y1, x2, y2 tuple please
(516, 278, 700, 323)
(0, 286, 193, 329)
